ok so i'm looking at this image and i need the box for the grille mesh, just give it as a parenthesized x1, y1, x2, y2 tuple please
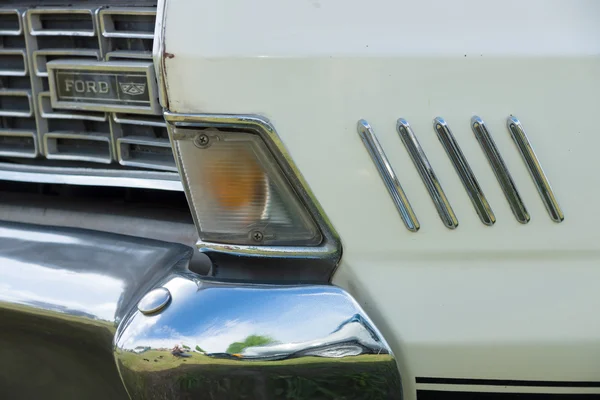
(0, 5, 176, 174)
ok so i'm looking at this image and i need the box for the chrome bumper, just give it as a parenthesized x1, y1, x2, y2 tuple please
(0, 221, 402, 399)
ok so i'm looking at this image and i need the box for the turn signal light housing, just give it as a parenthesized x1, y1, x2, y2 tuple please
(171, 128, 322, 246)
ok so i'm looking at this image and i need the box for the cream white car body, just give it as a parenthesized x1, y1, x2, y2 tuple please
(161, 0, 600, 398)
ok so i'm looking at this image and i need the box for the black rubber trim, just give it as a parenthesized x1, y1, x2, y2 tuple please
(416, 377, 600, 388)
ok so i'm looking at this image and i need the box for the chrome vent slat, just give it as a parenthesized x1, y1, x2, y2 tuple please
(434, 117, 496, 226)
(397, 118, 459, 230)
(472, 116, 530, 224)
(0, 4, 177, 180)
(357, 119, 420, 232)
(507, 116, 564, 223)
(353, 116, 564, 230)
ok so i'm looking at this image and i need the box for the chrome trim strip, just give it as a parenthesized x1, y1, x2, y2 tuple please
(434, 117, 496, 226)
(0, 162, 183, 191)
(105, 50, 153, 61)
(358, 119, 420, 232)
(397, 118, 458, 229)
(472, 116, 530, 224)
(165, 112, 342, 269)
(153, 0, 169, 108)
(507, 116, 564, 222)
(113, 113, 166, 127)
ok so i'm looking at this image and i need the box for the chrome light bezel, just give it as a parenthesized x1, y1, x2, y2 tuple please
(165, 112, 342, 269)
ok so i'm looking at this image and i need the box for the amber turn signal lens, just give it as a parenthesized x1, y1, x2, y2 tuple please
(204, 147, 267, 211)
(172, 129, 322, 246)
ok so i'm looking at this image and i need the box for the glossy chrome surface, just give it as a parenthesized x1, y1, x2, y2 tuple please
(397, 118, 458, 229)
(433, 117, 496, 226)
(357, 119, 419, 232)
(138, 287, 171, 315)
(0, 162, 182, 191)
(507, 116, 564, 223)
(115, 279, 402, 399)
(472, 116, 530, 224)
(0, 221, 402, 399)
(165, 112, 342, 276)
(0, 221, 193, 400)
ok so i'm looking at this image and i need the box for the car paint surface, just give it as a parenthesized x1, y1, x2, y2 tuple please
(161, 0, 600, 398)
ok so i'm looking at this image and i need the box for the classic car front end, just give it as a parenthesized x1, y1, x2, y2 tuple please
(1, 1, 599, 399)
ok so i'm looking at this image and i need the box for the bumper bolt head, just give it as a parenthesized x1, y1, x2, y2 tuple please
(138, 287, 171, 315)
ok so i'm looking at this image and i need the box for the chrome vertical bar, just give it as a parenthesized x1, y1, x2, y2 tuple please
(506, 116, 564, 222)
(471, 116, 530, 224)
(397, 118, 458, 229)
(357, 119, 420, 232)
(433, 117, 496, 226)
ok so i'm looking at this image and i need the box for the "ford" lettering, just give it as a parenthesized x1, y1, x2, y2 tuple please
(64, 79, 110, 94)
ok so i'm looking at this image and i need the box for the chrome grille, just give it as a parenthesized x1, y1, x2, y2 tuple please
(0, 8, 36, 159)
(0, 4, 179, 189)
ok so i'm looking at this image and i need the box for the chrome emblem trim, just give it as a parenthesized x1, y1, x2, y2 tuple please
(472, 116, 530, 224)
(47, 59, 161, 115)
(507, 116, 564, 222)
(434, 117, 496, 226)
(357, 119, 420, 232)
(397, 118, 458, 229)
(118, 82, 146, 96)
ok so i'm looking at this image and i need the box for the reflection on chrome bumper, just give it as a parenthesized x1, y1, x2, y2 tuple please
(0, 221, 402, 399)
